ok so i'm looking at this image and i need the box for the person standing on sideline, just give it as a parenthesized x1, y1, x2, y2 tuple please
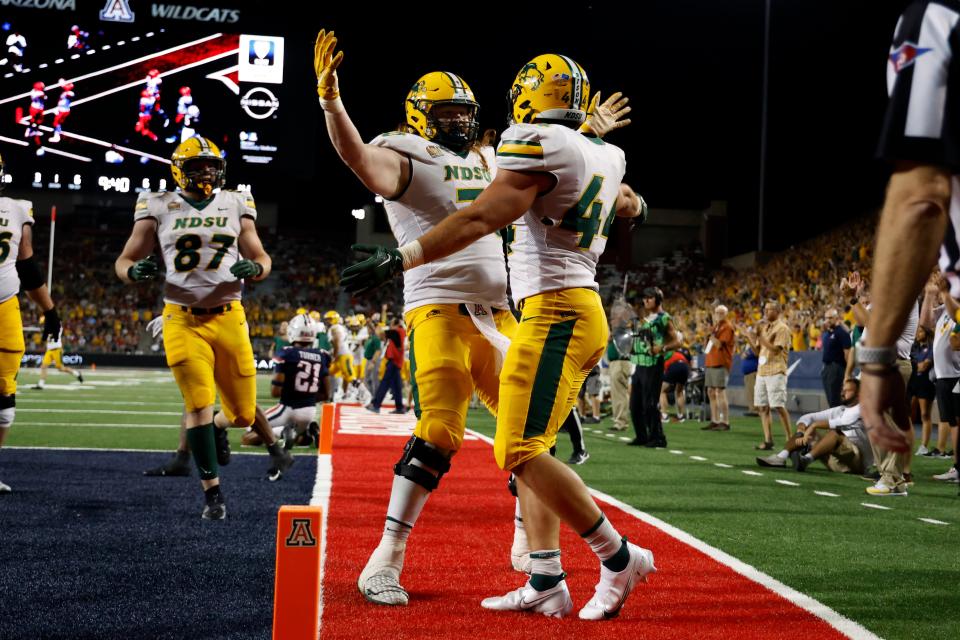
(33, 326, 83, 389)
(367, 317, 407, 414)
(744, 301, 793, 450)
(605, 334, 632, 432)
(703, 304, 734, 431)
(628, 287, 680, 448)
(820, 308, 851, 408)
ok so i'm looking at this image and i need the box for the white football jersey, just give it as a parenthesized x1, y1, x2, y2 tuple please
(369, 132, 509, 312)
(495, 124, 626, 302)
(329, 323, 350, 358)
(0, 196, 35, 303)
(134, 190, 257, 307)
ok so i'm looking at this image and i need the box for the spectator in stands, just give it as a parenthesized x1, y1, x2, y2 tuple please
(605, 334, 632, 432)
(743, 300, 792, 451)
(741, 341, 760, 416)
(269, 321, 289, 359)
(791, 323, 806, 352)
(921, 274, 960, 479)
(756, 378, 872, 475)
(704, 304, 734, 431)
(908, 324, 938, 456)
(660, 342, 690, 422)
(820, 308, 851, 408)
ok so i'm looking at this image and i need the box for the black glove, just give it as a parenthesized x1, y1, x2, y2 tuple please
(339, 244, 404, 295)
(127, 257, 160, 282)
(42, 308, 61, 343)
(230, 259, 264, 280)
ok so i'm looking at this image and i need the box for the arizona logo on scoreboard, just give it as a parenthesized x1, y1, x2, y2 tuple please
(99, 0, 135, 23)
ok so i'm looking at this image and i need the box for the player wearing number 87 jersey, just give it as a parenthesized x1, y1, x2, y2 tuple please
(115, 136, 291, 519)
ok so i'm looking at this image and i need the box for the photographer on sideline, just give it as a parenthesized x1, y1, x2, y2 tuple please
(628, 287, 680, 448)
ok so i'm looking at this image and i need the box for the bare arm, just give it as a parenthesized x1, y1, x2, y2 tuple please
(324, 109, 410, 199)
(417, 169, 548, 264)
(655, 318, 681, 355)
(115, 219, 158, 284)
(615, 183, 643, 218)
(237, 217, 271, 281)
(919, 283, 939, 330)
(867, 163, 949, 347)
(19, 224, 53, 311)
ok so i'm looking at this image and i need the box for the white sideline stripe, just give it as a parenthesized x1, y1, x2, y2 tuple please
(775, 479, 801, 487)
(35, 146, 92, 162)
(618, 436, 632, 442)
(918, 517, 950, 525)
(742, 470, 764, 477)
(605, 433, 616, 438)
(18, 408, 181, 416)
(689, 455, 708, 461)
(815, 491, 840, 498)
(861, 503, 893, 511)
(714, 463, 733, 469)
(17, 398, 183, 406)
(462, 426, 882, 640)
(18, 422, 178, 429)
(0, 135, 29, 146)
(311, 454, 332, 627)
(669, 450, 684, 454)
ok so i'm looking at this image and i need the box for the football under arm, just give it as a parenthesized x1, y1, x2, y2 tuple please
(115, 219, 158, 284)
(323, 108, 410, 199)
(238, 217, 272, 281)
(416, 169, 545, 265)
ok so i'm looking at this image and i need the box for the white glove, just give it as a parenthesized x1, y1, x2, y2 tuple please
(579, 91, 631, 138)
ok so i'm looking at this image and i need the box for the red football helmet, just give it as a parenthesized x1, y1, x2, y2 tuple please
(33, 81, 44, 91)
(179, 86, 191, 96)
(147, 68, 159, 78)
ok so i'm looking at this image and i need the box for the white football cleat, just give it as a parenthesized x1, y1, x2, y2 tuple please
(481, 579, 573, 618)
(358, 542, 408, 606)
(578, 542, 656, 620)
(0, 480, 11, 493)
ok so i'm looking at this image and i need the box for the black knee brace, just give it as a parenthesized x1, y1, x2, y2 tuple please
(394, 436, 452, 491)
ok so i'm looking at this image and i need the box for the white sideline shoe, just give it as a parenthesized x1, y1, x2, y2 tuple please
(358, 543, 408, 606)
(481, 579, 573, 618)
(933, 467, 959, 483)
(0, 480, 10, 493)
(578, 542, 656, 620)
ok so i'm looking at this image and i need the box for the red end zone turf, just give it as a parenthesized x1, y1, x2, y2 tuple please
(321, 415, 852, 640)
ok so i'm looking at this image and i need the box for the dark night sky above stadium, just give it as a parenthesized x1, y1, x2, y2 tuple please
(3, 0, 910, 254)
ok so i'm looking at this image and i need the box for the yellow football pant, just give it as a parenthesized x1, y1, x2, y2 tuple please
(162, 303, 257, 427)
(0, 296, 24, 396)
(330, 354, 356, 382)
(496, 288, 608, 470)
(406, 304, 517, 453)
(42, 348, 64, 368)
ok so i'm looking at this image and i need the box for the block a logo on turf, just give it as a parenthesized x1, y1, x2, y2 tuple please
(99, 0, 135, 22)
(285, 518, 317, 547)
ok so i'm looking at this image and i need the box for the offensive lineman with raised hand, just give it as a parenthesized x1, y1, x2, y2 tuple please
(0, 154, 61, 493)
(115, 136, 291, 519)
(315, 29, 519, 606)
(341, 54, 652, 620)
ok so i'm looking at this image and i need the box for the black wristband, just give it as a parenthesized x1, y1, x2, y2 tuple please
(15, 255, 44, 291)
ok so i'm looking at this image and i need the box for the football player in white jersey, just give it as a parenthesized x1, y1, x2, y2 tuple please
(0, 154, 62, 493)
(33, 326, 83, 389)
(115, 136, 292, 519)
(341, 54, 652, 620)
(316, 30, 519, 606)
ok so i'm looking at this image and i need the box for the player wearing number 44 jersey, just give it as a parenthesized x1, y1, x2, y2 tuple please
(0, 153, 62, 494)
(341, 53, 653, 620)
(116, 136, 292, 520)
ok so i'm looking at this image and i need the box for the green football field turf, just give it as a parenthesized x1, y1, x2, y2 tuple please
(6, 368, 957, 639)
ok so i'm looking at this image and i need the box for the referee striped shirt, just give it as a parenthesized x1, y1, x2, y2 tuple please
(878, 0, 960, 295)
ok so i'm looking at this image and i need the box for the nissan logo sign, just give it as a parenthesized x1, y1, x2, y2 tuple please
(240, 87, 279, 120)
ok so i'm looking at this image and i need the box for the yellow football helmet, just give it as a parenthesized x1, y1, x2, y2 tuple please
(308, 310, 321, 321)
(405, 71, 479, 151)
(170, 136, 226, 196)
(324, 310, 341, 325)
(355, 313, 366, 325)
(296, 307, 308, 315)
(509, 54, 590, 126)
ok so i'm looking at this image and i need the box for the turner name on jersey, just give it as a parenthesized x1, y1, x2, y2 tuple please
(369, 132, 509, 312)
(274, 345, 331, 408)
(496, 124, 626, 302)
(134, 190, 256, 307)
(0, 196, 34, 303)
